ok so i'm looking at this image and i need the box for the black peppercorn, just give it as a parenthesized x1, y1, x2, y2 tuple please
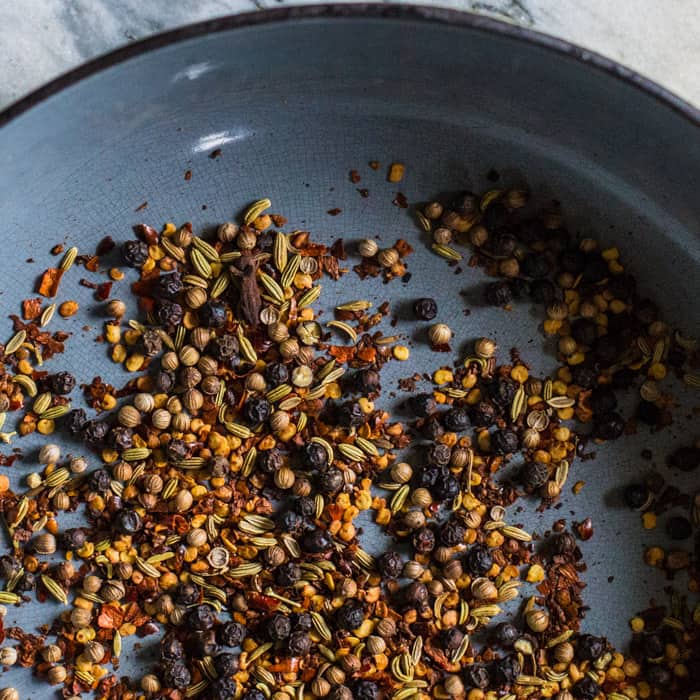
(186, 604, 216, 631)
(166, 438, 189, 461)
(441, 626, 464, 650)
(465, 544, 492, 576)
(175, 582, 200, 605)
(577, 634, 606, 661)
(122, 239, 149, 267)
(488, 377, 516, 409)
(666, 516, 692, 540)
(154, 369, 176, 393)
(492, 622, 519, 648)
(302, 528, 333, 553)
(278, 510, 305, 535)
(354, 368, 381, 394)
(623, 483, 651, 510)
(492, 654, 521, 685)
(592, 335, 622, 365)
(318, 468, 344, 495)
(464, 664, 491, 689)
(491, 428, 519, 455)
(153, 272, 183, 299)
(114, 509, 143, 536)
(66, 408, 87, 435)
(403, 581, 429, 608)
(161, 661, 191, 689)
(572, 676, 600, 700)
(141, 329, 163, 357)
(304, 442, 329, 470)
(294, 496, 316, 518)
(292, 612, 312, 631)
(559, 248, 585, 273)
(484, 280, 514, 306)
(593, 411, 625, 440)
(199, 299, 227, 327)
(520, 254, 550, 278)
(60, 528, 86, 550)
(18, 571, 36, 592)
(433, 471, 460, 501)
(265, 361, 289, 386)
(413, 297, 438, 320)
(335, 600, 365, 630)
(668, 446, 700, 472)
(552, 531, 577, 555)
(412, 527, 436, 554)
(50, 371, 75, 395)
(571, 364, 598, 389)
(257, 449, 282, 474)
(571, 318, 598, 346)
(160, 635, 184, 660)
(645, 665, 671, 687)
(353, 680, 379, 700)
(244, 396, 271, 425)
(641, 633, 664, 659)
(267, 613, 292, 641)
(422, 416, 444, 440)
(210, 334, 239, 360)
(209, 678, 238, 700)
(88, 468, 111, 492)
(287, 631, 312, 657)
(378, 551, 404, 579)
(440, 519, 466, 547)
(471, 400, 497, 427)
(81, 419, 109, 445)
(589, 386, 617, 415)
(0, 555, 20, 580)
(242, 690, 267, 700)
(109, 426, 134, 451)
(155, 300, 184, 327)
(521, 462, 550, 492)
(337, 401, 366, 427)
(529, 279, 556, 304)
(427, 442, 452, 466)
(443, 407, 470, 432)
(218, 621, 246, 647)
(490, 231, 517, 257)
(410, 393, 436, 417)
(483, 202, 509, 230)
(275, 562, 301, 587)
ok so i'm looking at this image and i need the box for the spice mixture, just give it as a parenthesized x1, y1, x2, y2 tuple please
(0, 175, 698, 700)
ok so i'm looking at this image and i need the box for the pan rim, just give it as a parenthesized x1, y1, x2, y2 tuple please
(0, 3, 699, 130)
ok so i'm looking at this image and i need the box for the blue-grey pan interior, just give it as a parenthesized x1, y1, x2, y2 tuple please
(0, 5, 698, 694)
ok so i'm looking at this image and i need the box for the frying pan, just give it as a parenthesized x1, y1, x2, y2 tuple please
(0, 4, 699, 693)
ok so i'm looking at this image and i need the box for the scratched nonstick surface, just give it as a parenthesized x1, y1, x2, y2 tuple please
(0, 7, 699, 696)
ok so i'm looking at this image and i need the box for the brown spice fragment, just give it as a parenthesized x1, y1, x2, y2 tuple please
(22, 298, 42, 320)
(349, 169, 361, 183)
(327, 208, 342, 216)
(36, 268, 64, 297)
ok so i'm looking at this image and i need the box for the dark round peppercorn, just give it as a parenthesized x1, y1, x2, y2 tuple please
(492, 654, 521, 685)
(161, 661, 191, 689)
(218, 621, 246, 647)
(422, 416, 444, 440)
(666, 516, 692, 540)
(577, 634, 606, 661)
(212, 652, 239, 676)
(593, 411, 625, 440)
(589, 386, 617, 415)
(318, 468, 344, 495)
(378, 551, 404, 579)
(141, 329, 163, 357)
(187, 604, 216, 631)
(582, 255, 608, 283)
(410, 392, 436, 417)
(465, 544, 492, 576)
(668, 446, 700, 472)
(488, 377, 516, 409)
(304, 442, 329, 470)
(294, 496, 316, 518)
(244, 396, 271, 425)
(66, 408, 87, 435)
(287, 630, 312, 657)
(354, 368, 381, 394)
(353, 680, 379, 700)
(155, 300, 184, 327)
(122, 239, 149, 267)
(109, 426, 134, 451)
(209, 678, 238, 700)
(623, 483, 651, 510)
(571, 318, 598, 346)
(521, 461, 550, 492)
(403, 581, 429, 608)
(433, 471, 460, 501)
(413, 465, 439, 490)
(552, 531, 577, 555)
(483, 202, 509, 230)
(492, 622, 519, 648)
(636, 400, 661, 425)
(471, 400, 497, 427)
(154, 369, 176, 393)
(484, 280, 513, 306)
(592, 334, 622, 365)
(571, 364, 598, 389)
(258, 448, 283, 474)
(153, 272, 183, 299)
(646, 665, 671, 687)
(175, 582, 200, 605)
(520, 254, 551, 278)
(292, 612, 312, 631)
(60, 528, 86, 550)
(337, 401, 366, 427)
(491, 428, 519, 455)
(242, 690, 267, 700)
(278, 510, 305, 535)
(642, 633, 664, 659)
(210, 334, 239, 360)
(335, 600, 365, 630)
(265, 361, 289, 386)
(427, 442, 452, 466)
(160, 635, 184, 661)
(465, 664, 491, 689)
(529, 279, 555, 304)
(81, 419, 109, 445)
(88, 468, 111, 492)
(490, 231, 517, 257)
(198, 300, 227, 328)
(442, 626, 464, 650)
(573, 676, 600, 700)
(166, 438, 189, 461)
(267, 613, 292, 641)
(275, 562, 302, 587)
(50, 371, 75, 395)
(412, 527, 436, 554)
(302, 528, 333, 553)
(413, 297, 438, 320)
(440, 519, 466, 547)
(443, 407, 470, 432)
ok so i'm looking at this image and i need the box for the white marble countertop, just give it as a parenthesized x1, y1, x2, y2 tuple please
(0, 0, 699, 111)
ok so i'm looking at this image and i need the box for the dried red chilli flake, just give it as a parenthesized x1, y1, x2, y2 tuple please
(349, 169, 361, 183)
(184, 170, 192, 181)
(95, 281, 113, 301)
(21, 298, 43, 320)
(327, 207, 342, 216)
(134, 223, 160, 245)
(392, 191, 408, 208)
(79, 278, 98, 289)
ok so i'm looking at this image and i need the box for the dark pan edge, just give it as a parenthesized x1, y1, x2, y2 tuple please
(1, 3, 699, 129)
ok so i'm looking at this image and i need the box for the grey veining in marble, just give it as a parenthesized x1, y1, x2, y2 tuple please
(1, 0, 699, 111)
